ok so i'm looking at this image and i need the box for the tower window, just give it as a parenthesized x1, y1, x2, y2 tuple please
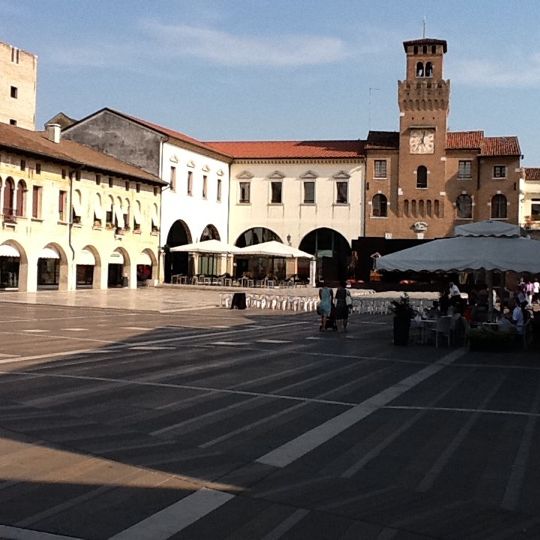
(425, 62, 433, 77)
(416, 62, 424, 78)
(423, 45, 427, 54)
(432, 45, 436, 54)
(414, 46, 418, 54)
(10, 86, 18, 99)
(417, 166, 428, 189)
(458, 161, 472, 179)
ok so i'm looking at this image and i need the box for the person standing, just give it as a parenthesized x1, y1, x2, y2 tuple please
(318, 284, 333, 331)
(449, 281, 461, 298)
(533, 277, 540, 304)
(334, 281, 351, 333)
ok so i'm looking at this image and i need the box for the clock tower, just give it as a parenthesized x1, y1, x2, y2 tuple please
(397, 38, 449, 236)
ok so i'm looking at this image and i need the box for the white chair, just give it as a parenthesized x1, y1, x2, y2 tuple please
(432, 316, 452, 348)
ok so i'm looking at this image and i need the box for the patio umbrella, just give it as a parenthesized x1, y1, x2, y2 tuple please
(375, 220, 540, 315)
(236, 241, 314, 259)
(169, 239, 240, 254)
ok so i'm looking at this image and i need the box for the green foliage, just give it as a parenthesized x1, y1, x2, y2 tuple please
(389, 293, 415, 319)
(467, 325, 516, 351)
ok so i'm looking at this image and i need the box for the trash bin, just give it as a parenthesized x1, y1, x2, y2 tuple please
(231, 292, 246, 309)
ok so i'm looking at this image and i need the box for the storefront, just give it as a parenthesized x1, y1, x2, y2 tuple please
(0, 244, 20, 289)
(37, 247, 60, 289)
(108, 251, 125, 287)
(76, 248, 96, 288)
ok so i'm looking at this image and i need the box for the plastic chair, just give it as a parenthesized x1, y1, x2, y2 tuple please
(432, 316, 452, 348)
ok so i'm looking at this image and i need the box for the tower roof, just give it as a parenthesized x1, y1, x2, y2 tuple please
(403, 38, 447, 53)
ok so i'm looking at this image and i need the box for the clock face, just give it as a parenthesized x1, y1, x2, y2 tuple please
(409, 129, 435, 154)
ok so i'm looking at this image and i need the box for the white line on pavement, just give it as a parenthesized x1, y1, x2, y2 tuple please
(109, 488, 234, 540)
(256, 348, 467, 468)
(0, 525, 83, 540)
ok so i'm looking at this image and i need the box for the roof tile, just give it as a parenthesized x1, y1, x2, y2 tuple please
(525, 168, 540, 181)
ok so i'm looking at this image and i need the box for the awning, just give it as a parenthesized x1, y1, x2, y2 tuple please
(114, 206, 125, 229)
(0, 244, 20, 257)
(72, 193, 82, 217)
(38, 247, 60, 259)
(137, 252, 153, 265)
(108, 251, 124, 265)
(133, 204, 141, 224)
(76, 249, 95, 266)
(94, 196, 104, 220)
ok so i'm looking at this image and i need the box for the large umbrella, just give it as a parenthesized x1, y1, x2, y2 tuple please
(236, 240, 314, 259)
(375, 221, 540, 273)
(375, 220, 540, 316)
(169, 239, 240, 254)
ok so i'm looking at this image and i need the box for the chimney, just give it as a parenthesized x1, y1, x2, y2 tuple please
(45, 123, 61, 144)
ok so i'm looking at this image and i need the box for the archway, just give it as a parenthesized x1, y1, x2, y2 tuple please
(199, 224, 221, 275)
(299, 228, 352, 284)
(0, 240, 27, 290)
(136, 248, 158, 286)
(107, 247, 131, 288)
(164, 220, 192, 282)
(234, 227, 282, 279)
(200, 224, 220, 241)
(76, 245, 101, 289)
(37, 242, 68, 290)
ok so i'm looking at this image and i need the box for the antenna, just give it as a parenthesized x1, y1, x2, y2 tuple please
(368, 87, 380, 132)
(422, 16, 427, 38)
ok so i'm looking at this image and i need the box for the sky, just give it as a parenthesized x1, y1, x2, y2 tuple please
(3, 0, 540, 165)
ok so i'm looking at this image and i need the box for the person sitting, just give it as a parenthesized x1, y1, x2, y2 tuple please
(425, 301, 439, 319)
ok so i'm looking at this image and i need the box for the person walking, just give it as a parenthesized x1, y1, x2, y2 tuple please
(334, 281, 352, 333)
(318, 284, 333, 331)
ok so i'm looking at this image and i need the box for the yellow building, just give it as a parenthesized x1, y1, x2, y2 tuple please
(0, 41, 37, 130)
(0, 122, 165, 291)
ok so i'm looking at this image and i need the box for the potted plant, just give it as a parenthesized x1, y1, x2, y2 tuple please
(390, 293, 415, 345)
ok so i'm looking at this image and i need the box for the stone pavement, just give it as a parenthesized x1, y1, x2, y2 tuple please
(0, 284, 438, 313)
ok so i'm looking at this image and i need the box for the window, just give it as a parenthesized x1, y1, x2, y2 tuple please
(271, 181, 282, 203)
(170, 166, 176, 192)
(336, 181, 348, 204)
(416, 61, 424, 77)
(493, 165, 507, 179)
(374, 160, 387, 178)
(10, 86, 17, 99)
(72, 189, 82, 224)
(10, 47, 20, 64)
(96, 174, 101, 185)
(458, 160, 472, 179)
(404, 199, 410, 217)
(202, 175, 207, 199)
(434, 199, 440, 217)
(58, 190, 67, 221)
(32, 186, 42, 219)
(217, 178, 222, 202)
(239, 182, 250, 203)
(416, 166, 428, 188)
(491, 194, 507, 219)
(531, 199, 540, 221)
(187, 171, 193, 196)
(425, 62, 433, 77)
(16, 180, 26, 217)
(20, 159, 26, 171)
(108, 176, 113, 188)
(456, 194, 472, 219)
(36, 163, 41, 175)
(303, 181, 315, 204)
(3, 178, 15, 217)
(372, 194, 388, 217)
(9, 119, 16, 126)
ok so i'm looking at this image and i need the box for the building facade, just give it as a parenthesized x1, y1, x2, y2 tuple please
(0, 122, 164, 291)
(364, 38, 521, 241)
(0, 41, 37, 130)
(521, 168, 540, 237)
(62, 108, 232, 282)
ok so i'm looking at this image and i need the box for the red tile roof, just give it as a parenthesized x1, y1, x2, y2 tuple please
(204, 140, 364, 159)
(446, 131, 484, 150)
(525, 168, 540, 181)
(481, 136, 521, 157)
(0, 122, 164, 184)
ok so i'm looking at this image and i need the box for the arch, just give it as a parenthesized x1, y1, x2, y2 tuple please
(77, 244, 101, 289)
(107, 246, 131, 288)
(426, 199, 432, 217)
(456, 194, 473, 219)
(165, 219, 193, 282)
(3, 177, 15, 217)
(425, 61, 433, 77)
(16, 179, 27, 217)
(411, 199, 417, 217)
(372, 194, 388, 217)
(37, 242, 68, 291)
(418, 199, 425, 217)
(0, 239, 27, 290)
(417, 166, 428, 189)
(416, 61, 424, 78)
(491, 194, 507, 219)
(200, 224, 220, 241)
(235, 227, 282, 247)
(434, 199, 440, 217)
(137, 248, 157, 286)
(299, 227, 351, 284)
(403, 199, 410, 217)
